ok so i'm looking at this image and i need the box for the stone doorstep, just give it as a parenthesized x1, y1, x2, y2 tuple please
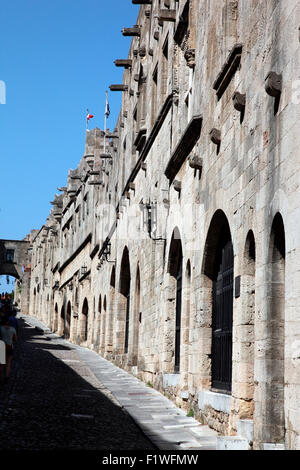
(237, 419, 254, 443)
(198, 389, 231, 414)
(216, 436, 250, 450)
(263, 443, 285, 450)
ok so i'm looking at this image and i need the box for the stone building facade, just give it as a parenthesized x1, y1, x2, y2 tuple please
(27, 0, 300, 450)
(0, 234, 36, 311)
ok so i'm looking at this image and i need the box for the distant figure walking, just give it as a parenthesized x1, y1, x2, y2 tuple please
(0, 316, 17, 384)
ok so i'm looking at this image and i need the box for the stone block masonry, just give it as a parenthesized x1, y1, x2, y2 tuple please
(27, 0, 300, 450)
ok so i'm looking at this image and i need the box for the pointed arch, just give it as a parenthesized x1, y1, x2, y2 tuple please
(166, 228, 183, 373)
(100, 295, 107, 355)
(238, 230, 256, 418)
(181, 259, 192, 380)
(130, 264, 141, 367)
(53, 302, 58, 332)
(81, 297, 89, 342)
(263, 213, 286, 443)
(106, 265, 116, 356)
(118, 246, 131, 354)
(59, 304, 65, 337)
(65, 301, 71, 339)
(202, 210, 234, 392)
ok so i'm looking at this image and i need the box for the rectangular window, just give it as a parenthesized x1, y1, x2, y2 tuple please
(6, 249, 14, 262)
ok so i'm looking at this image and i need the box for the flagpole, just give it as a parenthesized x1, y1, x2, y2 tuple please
(104, 91, 108, 154)
(86, 108, 89, 131)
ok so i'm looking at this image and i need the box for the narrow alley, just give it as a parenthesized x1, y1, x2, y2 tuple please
(0, 314, 217, 451)
(0, 315, 154, 450)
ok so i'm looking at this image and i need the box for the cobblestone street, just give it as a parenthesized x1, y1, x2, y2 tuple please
(0, 317, 155, 451)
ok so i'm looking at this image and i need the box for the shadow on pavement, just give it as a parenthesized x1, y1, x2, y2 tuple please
(0, 317, 156, 451)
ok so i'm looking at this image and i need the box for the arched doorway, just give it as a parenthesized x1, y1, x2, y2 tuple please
(167, 228, 183, 373)
(53, 302, 58, 332)
(119, 247, 131, 355)
(202, 210, 234, 393)
(182, 260, 191, 381)
(106, 266, 115, 356)
(96, 294, 102, 351)
(100, 295, 107, 355)
(81, 298, 89, 342)
(131, 266, 141, 367)
(60, 304, 65, 337)
(263, 213, 286, 443)
(240, 230, 256, 418)
(65, 301, 71, 339)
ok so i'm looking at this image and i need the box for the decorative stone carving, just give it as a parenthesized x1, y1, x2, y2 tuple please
(265, 72, 282, 97)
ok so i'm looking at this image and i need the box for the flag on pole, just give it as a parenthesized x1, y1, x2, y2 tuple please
(105, 97, 110, 117)
(86, 108, 94, 130)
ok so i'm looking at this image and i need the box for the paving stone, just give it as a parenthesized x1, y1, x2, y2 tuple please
(16, 314, 217, 451)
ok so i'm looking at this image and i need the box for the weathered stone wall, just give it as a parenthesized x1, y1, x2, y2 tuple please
(28, 0, 300, 449)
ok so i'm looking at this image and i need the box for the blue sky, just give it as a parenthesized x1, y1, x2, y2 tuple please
(0, 0, 138, 240)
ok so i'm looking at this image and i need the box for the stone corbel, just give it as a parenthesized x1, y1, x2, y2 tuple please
(189, 155, 203, 171)
(265, 72, 282, 97)
(209, 128, 221, 146)
(173, 180, 182, 192)
(184, 48, 195, 69)
(232, 91, 246, 112)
